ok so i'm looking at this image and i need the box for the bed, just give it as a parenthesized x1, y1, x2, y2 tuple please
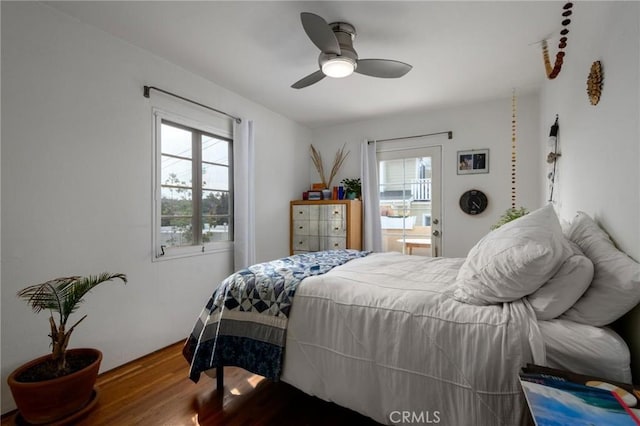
(183, 205, 640, 426)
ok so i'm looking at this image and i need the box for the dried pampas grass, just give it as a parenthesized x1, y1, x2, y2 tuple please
(310, 143, 349, 189)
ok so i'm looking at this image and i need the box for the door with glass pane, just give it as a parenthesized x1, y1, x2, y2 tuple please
(378, 146, 441, 256)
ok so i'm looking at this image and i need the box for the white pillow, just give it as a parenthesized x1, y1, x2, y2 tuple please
(528, 241, 594, 320)
(453, 204, 573, 305)
(561, 212, 640, 326)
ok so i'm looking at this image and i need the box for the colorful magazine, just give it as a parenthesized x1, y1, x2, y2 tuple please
(520, 365, 640, 426)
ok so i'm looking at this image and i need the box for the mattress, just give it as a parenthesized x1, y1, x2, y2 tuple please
(280, 252, 544, 426)
(539, 318, 632, 383)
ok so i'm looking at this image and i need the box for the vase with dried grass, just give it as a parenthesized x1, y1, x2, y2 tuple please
(310, 144, 350, 199)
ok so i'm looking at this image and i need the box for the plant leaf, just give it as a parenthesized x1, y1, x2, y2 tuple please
(17, 273, 127, 327)
(17, 276, 80, 320)
(56, 273, 127, 325)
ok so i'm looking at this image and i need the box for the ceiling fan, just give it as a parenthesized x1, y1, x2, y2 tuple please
(291, 12, 413, 89)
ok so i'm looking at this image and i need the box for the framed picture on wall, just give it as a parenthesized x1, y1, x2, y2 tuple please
(457, 149, 489, 175)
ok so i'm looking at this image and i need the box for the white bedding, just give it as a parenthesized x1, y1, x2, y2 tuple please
(539, 318, 632, 383)
(281, 252, 545, 426)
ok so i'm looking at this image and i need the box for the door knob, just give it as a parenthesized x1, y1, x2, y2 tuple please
(432, 218, 439, 225)
(432, 230, 440, 237)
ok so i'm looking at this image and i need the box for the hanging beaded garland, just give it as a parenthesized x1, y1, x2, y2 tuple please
(541, 2, 573, 79)
(511, 89, 517, 209)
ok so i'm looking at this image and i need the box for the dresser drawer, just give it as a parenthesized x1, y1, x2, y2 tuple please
(324, 219, 346, 237)
(293, 235, 323, 251)
(292, 205, 310, 220)
(292, 235, 309, 251)
(293, 220, 310, 235)
(322, 236, 346, 250)
(322, 204, 345, 221)
(293, 220, 319, 236)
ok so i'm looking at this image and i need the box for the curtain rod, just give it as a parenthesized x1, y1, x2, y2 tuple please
(368, 130, 453, 144)
(143, 85, 241, 124)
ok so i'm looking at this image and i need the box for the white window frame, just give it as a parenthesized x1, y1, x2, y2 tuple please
(152, 108, 233, 261)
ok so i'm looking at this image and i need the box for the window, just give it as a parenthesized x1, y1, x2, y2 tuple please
(153, 111, 233, 259)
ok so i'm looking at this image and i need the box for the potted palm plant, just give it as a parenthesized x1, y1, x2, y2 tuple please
(7, 272, 127, 424)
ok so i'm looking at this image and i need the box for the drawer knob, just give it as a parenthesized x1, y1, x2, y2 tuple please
(299, 226, 303, 229)
(334, 243, 339, 247)
(334, 227, 339, 231)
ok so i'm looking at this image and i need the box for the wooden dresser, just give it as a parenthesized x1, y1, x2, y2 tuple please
(290, 200, 362, 255)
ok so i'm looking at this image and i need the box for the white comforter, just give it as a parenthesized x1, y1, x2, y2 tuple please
(281, 252, 545, 426)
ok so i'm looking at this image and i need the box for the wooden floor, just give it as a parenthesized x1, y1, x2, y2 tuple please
(2, 342, 382, 426)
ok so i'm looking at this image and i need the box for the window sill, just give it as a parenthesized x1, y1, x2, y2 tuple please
(152, 242, 233, 262)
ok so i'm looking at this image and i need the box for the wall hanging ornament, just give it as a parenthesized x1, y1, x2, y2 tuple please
(587, 60, 603, 105)
(459, 189, 488, 215)
(547, 115, 560, 202)
(541, 2, 573, 80)
(511, 89, 517, 209)
(491, 90, 529, 230)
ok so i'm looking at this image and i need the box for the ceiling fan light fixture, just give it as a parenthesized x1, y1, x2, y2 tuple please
(322, 57, 355, 78)
(292, 12, 411, 88)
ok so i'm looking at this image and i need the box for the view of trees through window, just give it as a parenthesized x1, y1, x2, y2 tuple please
(160, 120, 232, 248)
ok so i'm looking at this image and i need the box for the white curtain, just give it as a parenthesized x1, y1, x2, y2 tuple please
(361, 139, 382, 251)
(233, 119, 256, 270)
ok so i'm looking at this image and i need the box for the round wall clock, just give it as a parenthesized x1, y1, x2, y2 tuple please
(459, 190, 488, 215)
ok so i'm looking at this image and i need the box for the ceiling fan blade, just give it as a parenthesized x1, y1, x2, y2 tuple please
(300, 12, 341, 55)
(291, 70, 326, 89)
(355, 59, 413, 78)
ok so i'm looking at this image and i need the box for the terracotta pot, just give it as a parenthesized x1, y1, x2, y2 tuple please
(7, 348, 102, 424)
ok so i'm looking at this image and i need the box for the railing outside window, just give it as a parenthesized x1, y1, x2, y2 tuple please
(411, 178, 431, 201)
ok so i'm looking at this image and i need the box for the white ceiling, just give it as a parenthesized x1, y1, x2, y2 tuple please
(47, 1, 561, 128)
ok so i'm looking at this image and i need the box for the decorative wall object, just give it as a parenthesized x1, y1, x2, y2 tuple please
(511, 90, 517, 209)
(457, 149, 489, 175)
(547, 115, 560, 202)
(459, 189, 488, 215)
(587, 61, 603, 105)
(493, 91, 528, 229)
(541, 2, 574, 80)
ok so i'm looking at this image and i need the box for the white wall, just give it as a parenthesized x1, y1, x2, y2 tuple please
(0, 1, 3, 391)
(539, 1, 639, 259)
(539, 1, 640, 380)
(0, 2, 310, 412)
(310, 94, 541, 257)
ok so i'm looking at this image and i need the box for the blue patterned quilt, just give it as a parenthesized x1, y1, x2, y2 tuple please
(183, 249, 370, 382)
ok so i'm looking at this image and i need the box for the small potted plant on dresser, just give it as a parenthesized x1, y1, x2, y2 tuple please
(341, 178, 362, 200)
(7, 272, 127, 424)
